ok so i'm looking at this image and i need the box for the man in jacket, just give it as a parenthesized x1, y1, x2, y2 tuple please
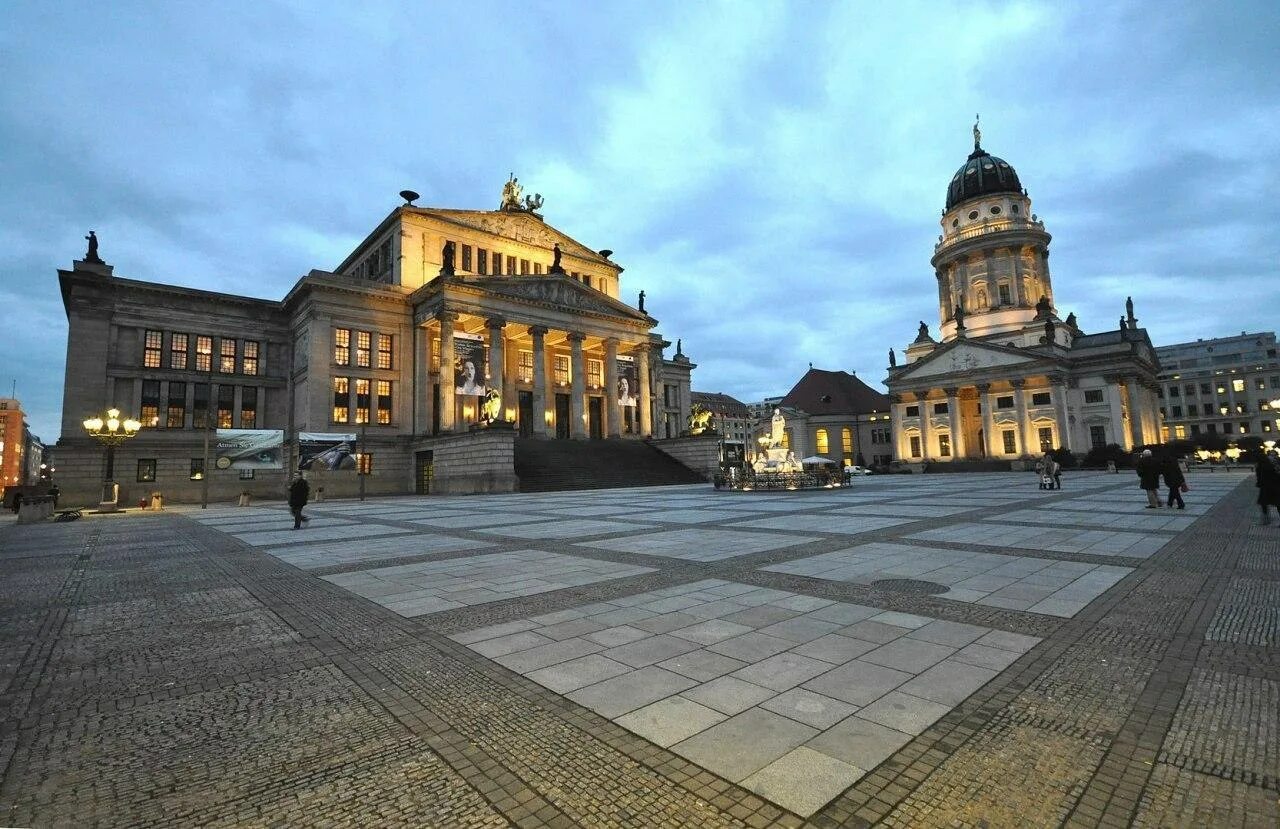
(1136, 449, 1161, 509)
(1161, 454, 1186, 510)
(1257, 449, 1280, 526)
(288, 474, 311, 530)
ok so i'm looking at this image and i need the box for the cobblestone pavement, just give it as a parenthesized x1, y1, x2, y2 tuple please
(1, 471, 1276, 827)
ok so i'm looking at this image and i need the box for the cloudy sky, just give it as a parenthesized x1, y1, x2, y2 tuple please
(3, 1, 1278, 442)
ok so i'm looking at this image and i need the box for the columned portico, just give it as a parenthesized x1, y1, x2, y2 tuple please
(977, 383, 995, 458)
(568, 332, 587, 439)
(1124, 375, 1144, 449)
(486, 316, 505, 411)
(1050, 377, 1070, 450)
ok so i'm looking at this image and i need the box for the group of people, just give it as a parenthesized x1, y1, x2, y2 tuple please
(1135, 449, 1188, 509)
(1035, 453, 1062, 490)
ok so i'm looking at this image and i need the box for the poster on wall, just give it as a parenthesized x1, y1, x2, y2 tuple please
(616, 355, 637, 408)
(454, 333, 487, 396)
(214, 429, 284, 470)
(297, 432, 357, 471)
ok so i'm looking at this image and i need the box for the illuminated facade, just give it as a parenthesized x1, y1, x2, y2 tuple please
(1155, 332, 1280, 441)
(760, 369, 894, 468)
(0, 398, 32, 493)
(886, 126, 1163, 464)
(55, 186, 694, 505)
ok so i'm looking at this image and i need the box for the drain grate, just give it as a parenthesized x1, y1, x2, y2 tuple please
(870, 578, 949, 596)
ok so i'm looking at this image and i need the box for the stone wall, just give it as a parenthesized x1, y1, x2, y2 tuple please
(421, 427, 518, 495)
(648, 434, 718, 480)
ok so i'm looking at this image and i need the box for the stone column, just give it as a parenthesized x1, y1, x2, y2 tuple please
(1104, 374, 1128, 450)
(918, 391, 933, 461)
(977, 383, 995, 457)
(438, 312, 456, 432)
(1124, 376, 1145, 449)
(412, 325, 427, 433)
(486, 316, 505, 412)
(944, 387, 963, 460)
(1010, 247, 1024, 306)
(889, 394, 905, 462)
(530, 325, 548, 438)
(604, 338, 620, 438)
(635, 343, 652, 437)
(1051, 377, 1070, 450)
(568, 332, 587, 439)
(1011, 378, 1030, 456)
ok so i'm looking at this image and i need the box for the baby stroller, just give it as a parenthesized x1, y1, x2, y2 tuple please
(1039, 474, 1054, 490)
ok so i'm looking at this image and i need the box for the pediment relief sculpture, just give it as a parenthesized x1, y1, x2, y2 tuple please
(485, 277, 635, 317)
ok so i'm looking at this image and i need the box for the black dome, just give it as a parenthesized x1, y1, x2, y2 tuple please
(945, 148, 1022, 210)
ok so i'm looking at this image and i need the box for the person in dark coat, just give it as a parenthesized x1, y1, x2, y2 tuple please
(288, 475, 311, 530)
(1161, 455, 1186, 510)
(1257, 450, 1280, 526)
(1136, 449, 1161, 509)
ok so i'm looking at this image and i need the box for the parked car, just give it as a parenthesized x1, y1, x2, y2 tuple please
(844, 465, 873, 477)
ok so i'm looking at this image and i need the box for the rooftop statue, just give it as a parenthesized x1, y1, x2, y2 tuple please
(441, 240, 456, 276)
(1044, 317, 1057, 344)
(953, 301, 966, 332)
(1035, 294, 1051, 318)
(1065, 311, 1078, 329)
(888, 347, 897, 368)
(1119, 317, 1128, 331)
(917, 320, 930, 341)
(549, 243, 565, 273)
(523, 193, 544, 211)
(84, 230, 103, 264)
(500, 173, 523, 210)
(973, 113, 981, 150)
(638, 290, 646, 313)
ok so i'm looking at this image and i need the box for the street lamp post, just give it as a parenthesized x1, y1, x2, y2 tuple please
(83, 408, 141, 510)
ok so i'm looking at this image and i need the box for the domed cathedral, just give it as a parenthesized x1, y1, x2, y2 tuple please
(885, 119, 1164, 466)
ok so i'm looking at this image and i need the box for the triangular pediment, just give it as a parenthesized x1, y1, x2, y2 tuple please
(894, 340, 1042, 381)
(469, 274, 650, 321)
(408, 209, 614, 268)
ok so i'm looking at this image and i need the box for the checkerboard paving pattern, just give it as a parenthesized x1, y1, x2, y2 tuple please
(907, 522, 1171, 559)
(325, 550, 655, 617)
(579, 527, 820, 561)
(452, 579, 1039, 817)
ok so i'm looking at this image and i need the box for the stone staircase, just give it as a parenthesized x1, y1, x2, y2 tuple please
(514, 438, 707, 492)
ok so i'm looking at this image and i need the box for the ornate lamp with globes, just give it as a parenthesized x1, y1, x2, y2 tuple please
(83, 408, 142, 509)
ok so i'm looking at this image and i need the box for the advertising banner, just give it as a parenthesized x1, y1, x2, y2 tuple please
(616, 355, 637, 409)
(214, 429, 285, 470)
(297, 432, 357, 471)
(454, 332, 488, 396)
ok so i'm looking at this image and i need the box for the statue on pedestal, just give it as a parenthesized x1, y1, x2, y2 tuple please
(638, 290, 646, 313)
(916, 321, 930, 341)
(888, 347, 897, 368)
(500, 174, 523, 210)
(549, 244, 564, 274)
(1044, 317, 1057, 344)
(1034, 295, 1051, 319)
(953, 302, 966, 333)
(84, 230, 103, 264)
(1065, 312, 1078, 330)
(441, 241, 456, 276)
(1119, 317, 1128, 331)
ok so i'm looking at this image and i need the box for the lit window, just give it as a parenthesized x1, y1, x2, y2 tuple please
(587, 359, 603, 389)
(334, 328, 351, 365)
(554, 354, 570, 386)
(1002, 430, 1017, 454)
(356, 331, 371, 368)
(507, 255, 516, 275)
(356, 453, 372, 475)
(219, 338, 236, 374)
(377, 334, 392, 370)
(431, 337, 441, 372)
(243, 341, 259, 376)
(815, 429, 829, 455)
(1038, 427, 1054, 451)
(189, 458, 204, 480)
(842, 427, 853, 454)
(141, 380, 161, 427)
(377, 380, 391, 425)
(461, 244, 472, 272)
(938, 434, 951, 457)
(240, 387, 257, 428)
(909, 436, 921, 458)
(1232, 379, 1245, 393)
(195, 336, 212, 372)
(1174, 425, 1186, 439)
(170, 333, 188, 369)
(217, 385, 234, 427)
(144, 330, 163, 368)
(332, 377, 349, 423)
(167, 382, 186, 428)
(518, 350, 533, 383)
(355, 378, 370, 424)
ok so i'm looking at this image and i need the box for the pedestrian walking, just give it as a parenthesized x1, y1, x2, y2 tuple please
(48, 484, 60, 509)
(288, 474, 311, 530)
(1161, 454, 1187, 510)
(1136, 448, 1161, 509)
(1256, 449, 1280, 526)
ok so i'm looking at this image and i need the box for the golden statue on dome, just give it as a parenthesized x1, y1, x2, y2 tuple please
(973, 113, 982, 150)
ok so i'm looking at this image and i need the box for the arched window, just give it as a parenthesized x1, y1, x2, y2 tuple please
(815, 429, 829, 455)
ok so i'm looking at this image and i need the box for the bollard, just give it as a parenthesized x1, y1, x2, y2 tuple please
(150, 492, 164, 510)
(238, 491, 251, 507)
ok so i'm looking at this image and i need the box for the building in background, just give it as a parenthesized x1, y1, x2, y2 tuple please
(0, 398, 29, 493)
(746, 396, 784, 423)
(689, 392, 752, 444)
(886, 124, 1163, 465)
(54, 182, 695, 505)
(1155, 332, 1279, 441)
(750, 368, 894, 468)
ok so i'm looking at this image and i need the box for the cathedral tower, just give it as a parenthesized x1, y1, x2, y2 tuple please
(931, 119, 1054, 342)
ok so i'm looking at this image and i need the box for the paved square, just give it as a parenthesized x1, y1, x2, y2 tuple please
(906, 522, 1171, 558)
(580, 527, 820, 561)
(452, 578, 1039, 815)
(325, 550, 655, 617)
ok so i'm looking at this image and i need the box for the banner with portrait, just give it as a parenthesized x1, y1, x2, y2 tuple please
(214, 429, 284, 470)
(297, 432, 357, 471)
(454, 333, 488, 396)
(616, 355, 638, 408)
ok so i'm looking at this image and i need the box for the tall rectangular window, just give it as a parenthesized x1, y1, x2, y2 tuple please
(909, 436, 921, 458)
(430, 337, 441, 372)
(520, 258, 530, 274)
(355, 378, 370, 424)
(588, 359, 604, 389)
(1232, 378, 1245, 393)
(507, 255, 516, 275)
(938, 434, 951, 457)
(477, 248, 488, 274)
(167, 381, 186, 428)
(334, 328, 351, 365)
(217, 385, 234, 428)
(1002, 430, 1017, 454)
(461, 244, 472, 272)
(136, 459, 156, 483)
(170, 333, 188, 369)
(333, 377, 349, 423)
(518, 350, 533, 383)
(356, 453, 372, 475)
(195, 335, 212, 372)
(243, 341, 259, 376)
(377, 334, 393, 369)
(815, 428, 829, 455)
(240, 387, 257, 428)
(998, 284, 1012, 304)
(1038, 427, 1054, 451)
(1090, 425, 1106, 448)
(553, 354, 570, 386)
(534, 263, 542, 274)
(141, 380, 161, 427)
(219, 338, 236, 374)
(144, 330, 163, 368)
(376, 380, 391, 424)
(356, 331, 371, 368)
(842, 427, 853, 454)
(193, 384, 210, 428)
